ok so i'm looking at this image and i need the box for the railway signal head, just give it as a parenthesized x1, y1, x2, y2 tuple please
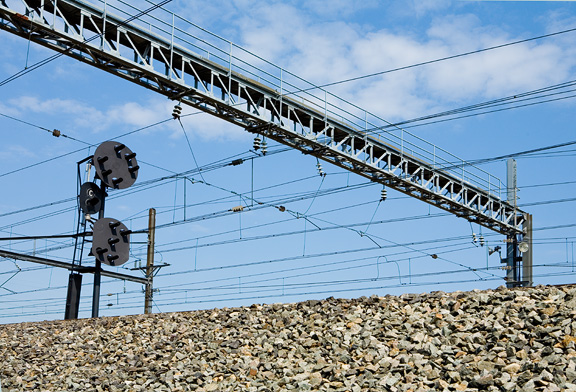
(91, 218, 131, 266)
(79, 182, 104, 215)
(94, 141, 139, 189)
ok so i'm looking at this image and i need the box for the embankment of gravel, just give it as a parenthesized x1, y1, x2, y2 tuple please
(1, 285, 576, 391)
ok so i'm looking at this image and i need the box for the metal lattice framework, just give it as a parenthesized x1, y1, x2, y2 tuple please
(0, 0, 528, 235)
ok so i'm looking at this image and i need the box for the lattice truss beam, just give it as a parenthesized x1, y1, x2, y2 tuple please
(0, 0, 527, 235)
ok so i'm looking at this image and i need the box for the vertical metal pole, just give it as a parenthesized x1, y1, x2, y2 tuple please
(65, 161, 86, 320)
(91, 258, 102, 318)
(507, 159, 517, 205)
(101, 0, 107, 50)
(505, 235, 515, 288)
(505, 159, 518, 288)
(92, 182, 106, 318)
(145, 208, 156, 314)
(522, 214, 533, 287)
(64, 273, 82, 320)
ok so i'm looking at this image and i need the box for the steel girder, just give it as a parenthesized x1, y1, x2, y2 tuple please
(0, 0, 527, 235)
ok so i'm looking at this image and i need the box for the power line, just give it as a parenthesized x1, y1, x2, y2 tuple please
(437, 139, 576, 171)
(291, 27, 576, 94)
(519, 196, 576, 208)
(376, 81, 576, 133)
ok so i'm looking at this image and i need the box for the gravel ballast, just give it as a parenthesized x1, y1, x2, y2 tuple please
(1, 285, 576, 391)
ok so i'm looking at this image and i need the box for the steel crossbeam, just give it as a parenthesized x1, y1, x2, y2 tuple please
(0, 250, 148, 284)
(0, 0, 528, 235)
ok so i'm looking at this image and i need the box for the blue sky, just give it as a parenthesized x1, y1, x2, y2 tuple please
(1, 0, 575, 323)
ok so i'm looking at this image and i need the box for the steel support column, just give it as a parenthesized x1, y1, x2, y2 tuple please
(144, 208, 156, 314)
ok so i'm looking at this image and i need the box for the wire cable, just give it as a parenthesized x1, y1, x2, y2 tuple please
(285, 27, 576, 95)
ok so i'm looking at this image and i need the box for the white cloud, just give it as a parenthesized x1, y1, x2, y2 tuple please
(220, 3, 576, 122)
(7, 96, 109, 132)
(106, 100, 169, 129)
(4, 96, 249, 142)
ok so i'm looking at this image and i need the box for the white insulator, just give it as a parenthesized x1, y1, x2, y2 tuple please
(261, 140, 267, 155)
(472, 233, 477, 244)
(480, 235, 485, 247)
(380, 188, 387, 201)
(253, 136, 261, 151)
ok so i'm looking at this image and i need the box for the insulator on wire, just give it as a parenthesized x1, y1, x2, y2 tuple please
(472, 233, 477, 244)
(172, 104, 182, 119)
(316, 161, 325, 177)
(479, 235, 485, 247)
(380, 188, 387, 201)
(253, 136, 261, 151)
(261, 140, 267, 155)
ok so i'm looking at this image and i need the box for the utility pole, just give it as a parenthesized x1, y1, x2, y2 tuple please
(522, 214, 533, 287)
(504, 159, 532, 287)
(91, 181, 106, 318)
(145, 208, 156, 314)
(505, 159, 518, 288)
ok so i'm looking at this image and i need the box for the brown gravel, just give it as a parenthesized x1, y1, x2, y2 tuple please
(1, 285, 576, 391)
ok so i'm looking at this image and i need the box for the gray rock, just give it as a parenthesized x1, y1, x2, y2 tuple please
(2, 286, 576, 392)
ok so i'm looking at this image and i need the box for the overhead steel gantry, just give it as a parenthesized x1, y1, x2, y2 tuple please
(0, 0, 532, 284)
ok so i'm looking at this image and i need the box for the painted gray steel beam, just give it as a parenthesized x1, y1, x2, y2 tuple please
(0, 0, 527, 235)
(0, 250, 148, 284)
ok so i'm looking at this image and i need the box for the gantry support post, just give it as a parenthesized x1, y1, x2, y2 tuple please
(64, 273, 82, 319)
(522, 214, 533, 287)
(145, 208, 156, 314)
(91, 181, 106, 318)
